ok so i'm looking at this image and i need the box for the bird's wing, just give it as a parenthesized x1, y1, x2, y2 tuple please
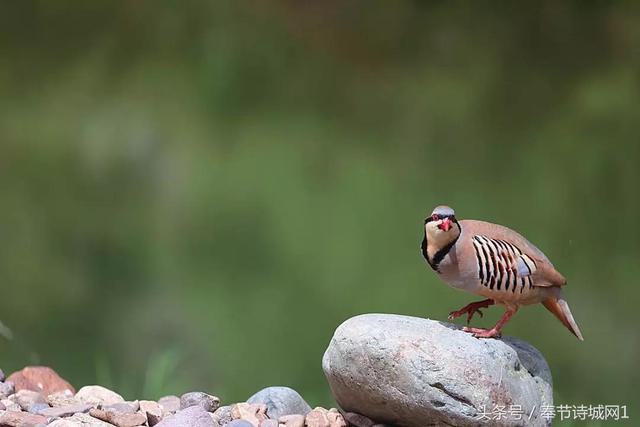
(461, 220, 567, 287)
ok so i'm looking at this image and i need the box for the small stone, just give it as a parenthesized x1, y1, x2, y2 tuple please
(226, 421, 254, 427)
(231, 403, 268, 426)
(326, 410, 347, 427)
(75, 385, 125, 407)
(1, 398, 21, 411)
(140, 400, 163, 426)
(0, 410, 48, 427)
(278, 414, 305, 427)
(158, 395, 181, 414)
(90, 408, 147, 427)
(103, 402, 138, 414)
(38, 403, 93, 418)
(259, 420, 278, 427)
(27, 402, 50, 414)
(180, 392, 220, 412)
(342, 412, 375, 427)
(47, 390, 79, 407)
(305, 408, 330, 427)
(0, 401, 5, 410)
(48, 420, 81, 427)
(68, 412, 116, 427)
(0, 381, 15, 399)
(7, 366, 75, 396)
(211, 405, 232, 425)
(10, 389, 47, 411)
(247, 386, 311, 419)
(154, 405, 216, 427)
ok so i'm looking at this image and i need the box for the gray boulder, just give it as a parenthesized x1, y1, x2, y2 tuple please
(247, 386, 312, 419)
(322, 314, 553, 427)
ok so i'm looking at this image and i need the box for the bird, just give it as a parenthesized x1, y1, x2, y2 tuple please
(421, 205, 583, 340)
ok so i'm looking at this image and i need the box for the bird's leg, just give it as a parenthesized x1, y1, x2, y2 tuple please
(463, 307, 518, 338)
(448, 299, 494, 324)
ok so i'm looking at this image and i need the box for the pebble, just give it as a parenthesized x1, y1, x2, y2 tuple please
(1, 398, 21, 412)
(10, 389, 47, 411)
(90, 408, 147, 427)
(103, 402, 138, 414)
(180, 392, 220, 412)
(278, 414, 305, 427)
(28, 402, 50, 414)
(326, 409, 348, 427)
(158, 395, 181, 414)
(0, 410, 48, 427)
(7, 366, 75, 396)
(38, 403, 93, 418)
(67, 412, 115, 427)
(154, 405, 217, 427)
(75, 385, 125, 407)
(226, 421, 254, 427)
(342, 412, 375, 427)
(211, 405, 232, 425)
(0, 365, 369, 427)
(47, 390, 80, 407)
(0, 381, 15, 399)
(231, 402, 268, 426)
(305, 407, 330, 427)
(48, 420, 82, 427)
(140, 400, 164, 426)
(247, 386, 311, 419)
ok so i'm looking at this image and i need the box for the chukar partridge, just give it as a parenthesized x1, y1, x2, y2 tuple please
(421, 205, 583, 340)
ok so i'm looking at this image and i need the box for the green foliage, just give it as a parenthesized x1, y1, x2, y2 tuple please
(0, 1, 638, 418)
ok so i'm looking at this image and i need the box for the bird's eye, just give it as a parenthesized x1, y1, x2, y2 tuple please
(431, 214, 439, 221)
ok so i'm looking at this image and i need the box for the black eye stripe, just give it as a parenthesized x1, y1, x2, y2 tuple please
(425, 214, 456, 224)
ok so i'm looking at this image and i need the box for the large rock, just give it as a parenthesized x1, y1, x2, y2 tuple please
(322, 314, 553, 427)
(246, 387, 311, 419)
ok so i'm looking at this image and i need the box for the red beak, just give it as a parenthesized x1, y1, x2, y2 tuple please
(439, 218, 452, 231)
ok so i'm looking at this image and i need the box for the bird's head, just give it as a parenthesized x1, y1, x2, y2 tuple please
(424, 205, 460, 246)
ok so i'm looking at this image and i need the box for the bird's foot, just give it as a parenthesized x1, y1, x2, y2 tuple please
(448, 299, 493, 324)
(463, 326, 502, 339)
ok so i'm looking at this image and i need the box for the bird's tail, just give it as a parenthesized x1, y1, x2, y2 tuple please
(542, 288, 584, 341)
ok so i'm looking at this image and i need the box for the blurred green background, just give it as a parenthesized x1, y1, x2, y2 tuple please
(0, 0, 638, 420)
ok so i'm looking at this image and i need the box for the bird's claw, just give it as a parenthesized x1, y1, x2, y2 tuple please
(448, 307, 484, 324)
(463, 326, 502, 339)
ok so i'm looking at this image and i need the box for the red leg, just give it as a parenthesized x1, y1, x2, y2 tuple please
(463, 307, 518, 338)
(448, 299, 494, 324)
